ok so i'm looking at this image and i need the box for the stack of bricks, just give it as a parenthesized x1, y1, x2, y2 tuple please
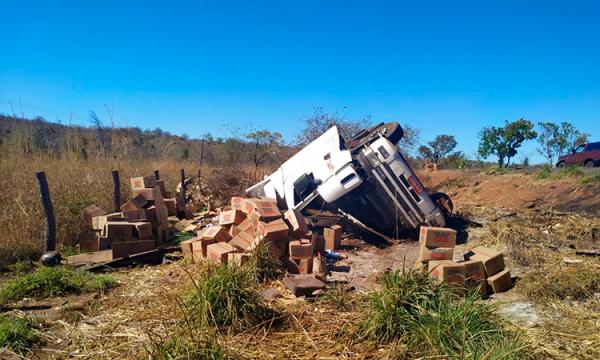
(129, 175, 170, 242)
(80, 203, 155, 259)
(180, 196, 344, 277)
(79, 173, 179, 260)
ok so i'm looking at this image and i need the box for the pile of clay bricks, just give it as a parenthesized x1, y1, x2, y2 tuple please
(180, 196, 342, 277)
(417, 226, 512, 294)
(78, 174, 175, 260)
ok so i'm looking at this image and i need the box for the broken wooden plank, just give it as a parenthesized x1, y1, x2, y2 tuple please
(67, 250, 113, 266)
(79, 246, 181, 272)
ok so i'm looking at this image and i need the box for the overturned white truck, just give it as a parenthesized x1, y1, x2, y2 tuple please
(246, 122, 451, 238)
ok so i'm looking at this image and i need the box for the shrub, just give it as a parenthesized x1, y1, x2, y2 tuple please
(185, 263, 274, 332)
(0, 315, 40, 353)
(536, 165, 552, 180)
(360, 270, 528, 359)
(0, 266, 117, 303)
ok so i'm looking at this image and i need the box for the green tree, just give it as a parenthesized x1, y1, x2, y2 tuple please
(478, 119, 537, 167)
(418, 145, 433, 160)
(537, 122, 561, 165)
(445, 151, 467, 169)
(419, 135, 457, 164)
(537, 121, 590, 165)
(556, 122, 590, 155)
(246, 130, 283, 169)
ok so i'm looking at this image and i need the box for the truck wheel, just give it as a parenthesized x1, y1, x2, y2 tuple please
(430, 192, 454, 214)
(584, 160, 594, 168)
(375, 122, 404, 144)
(347, 122, 404, 150)
(556, 161, 565, 168)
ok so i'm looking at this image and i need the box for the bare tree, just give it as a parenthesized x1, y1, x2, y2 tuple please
(296, 107, 371, 145)
(246, 130, 283, 169)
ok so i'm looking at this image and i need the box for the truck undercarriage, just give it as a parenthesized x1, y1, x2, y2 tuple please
(246, 122, 450, 238)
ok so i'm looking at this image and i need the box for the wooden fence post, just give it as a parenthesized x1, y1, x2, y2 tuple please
(112, 170, 121, 212)
(36, 171, 55, 252)
(180, 168, 186, 199)
(36, 171, 61, 265)
(198, 140, 204, 184)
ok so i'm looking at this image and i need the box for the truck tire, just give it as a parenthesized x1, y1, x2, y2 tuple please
(430, 192, 454, 214)
(347, 122, 404, 150)
(584, 160, 594, 168)
(556, 161, 565, 168)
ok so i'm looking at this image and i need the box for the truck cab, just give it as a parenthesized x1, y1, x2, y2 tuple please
(246, 122, 448, 237)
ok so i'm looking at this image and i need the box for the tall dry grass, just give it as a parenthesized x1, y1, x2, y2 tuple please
(0, 151, 197, 264)
(0, 150, 271, 266)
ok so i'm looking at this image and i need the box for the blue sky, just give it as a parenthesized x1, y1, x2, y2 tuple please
(1, 0, 599, 163)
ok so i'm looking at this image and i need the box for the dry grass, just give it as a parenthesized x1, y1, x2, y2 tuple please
(480, 210, 600, 268)
(517, 262, 600, 302)
(468, 207, 600, 360)
(527, 300, 600, 359)
(0, 152, 266, 266)
(215, 284, 371, 359)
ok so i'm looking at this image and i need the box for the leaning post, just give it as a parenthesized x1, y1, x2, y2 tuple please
(112, 170, 121, 212)
(180, 168, 186, 199)
(36, 171, 61, 266)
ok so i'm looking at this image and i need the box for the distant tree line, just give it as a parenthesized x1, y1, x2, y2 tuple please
(476, 118, 589, 168)
(0, 113, 293, 169)
(1, 110, 591, 171)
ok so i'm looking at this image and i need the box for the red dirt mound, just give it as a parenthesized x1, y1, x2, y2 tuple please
(418, 170, 600, 214)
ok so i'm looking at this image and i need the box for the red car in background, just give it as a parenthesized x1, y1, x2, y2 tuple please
(556, 142, 600, 168)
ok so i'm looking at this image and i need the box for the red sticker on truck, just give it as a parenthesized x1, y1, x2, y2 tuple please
(407, 176, 423, 194)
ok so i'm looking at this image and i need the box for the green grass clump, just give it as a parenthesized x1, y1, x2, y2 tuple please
(60, 245, 78, 257)
(536, 165, 552, 180)
(557, 165, 584, 178)
(0, 266, 117, 303)
(150, 332, 227, 360)
(0, 315, 40, 353)
(518, 263, 600, 302)
(360, 270, 528, 359)
(186, 263, 275, 332)
(9, 260, 36, 274)
(537, 165, 589, 181)
(247, 243, 284, 282)
(318, 284, 355, 311)
(172, 231, 194, 244)
(581, 171, 600, 184)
